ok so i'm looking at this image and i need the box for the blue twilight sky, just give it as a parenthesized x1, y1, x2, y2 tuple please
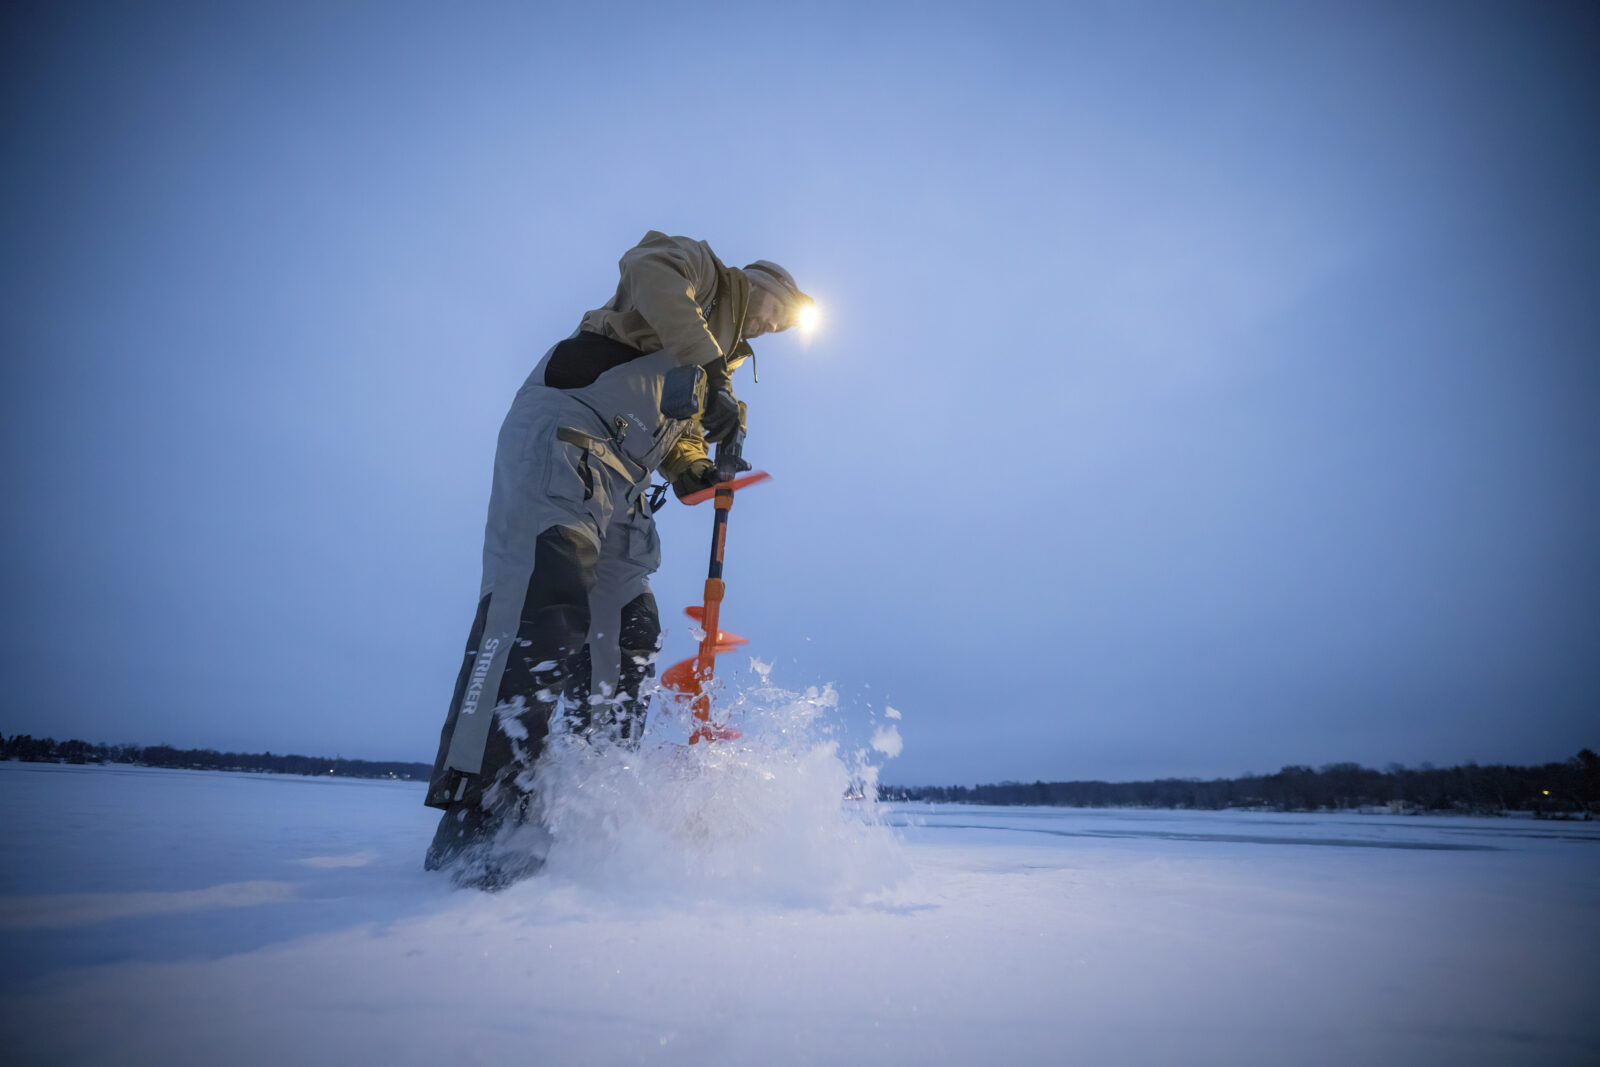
(2, 0, 1596, 785)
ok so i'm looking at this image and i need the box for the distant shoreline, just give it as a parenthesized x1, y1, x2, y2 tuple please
(0, 734, 430, 782)
(4, 733, 1595, 817)
(883, 750, 1599, 817)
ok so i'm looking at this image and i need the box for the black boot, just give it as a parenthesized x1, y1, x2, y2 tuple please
(434, 690, 560, 891)
(424, 795, 493, 871)
(446, 785, 552, 891)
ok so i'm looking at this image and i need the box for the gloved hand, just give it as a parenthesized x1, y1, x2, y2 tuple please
(701, 389, 745, 446)
(714, 447, 752, 482)
(671, 457, 719, 502)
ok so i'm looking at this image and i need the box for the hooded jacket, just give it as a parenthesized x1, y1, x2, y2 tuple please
(576, 231, 753, 481)
(580, 230, 754, 370)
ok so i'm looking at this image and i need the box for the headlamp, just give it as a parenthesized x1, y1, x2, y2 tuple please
(795, 300, 819, 336)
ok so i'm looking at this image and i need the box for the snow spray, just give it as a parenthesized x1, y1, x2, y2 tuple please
(530, 660, 909, 907)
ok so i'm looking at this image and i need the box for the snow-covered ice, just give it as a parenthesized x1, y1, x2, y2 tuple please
(2, 758, 1596, 1066)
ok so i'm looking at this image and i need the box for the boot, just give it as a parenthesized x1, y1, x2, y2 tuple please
(447, 789, 553, 891)
(424, 796, 493, 871)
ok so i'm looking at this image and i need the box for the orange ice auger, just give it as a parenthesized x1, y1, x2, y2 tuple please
(660, 456, 769, 744)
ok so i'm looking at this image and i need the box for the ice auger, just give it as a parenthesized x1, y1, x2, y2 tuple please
(660, 436, 769, 744)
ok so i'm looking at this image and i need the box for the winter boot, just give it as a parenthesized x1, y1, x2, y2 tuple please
(424, 796, 493, 871)
(447, 789, 553, 891)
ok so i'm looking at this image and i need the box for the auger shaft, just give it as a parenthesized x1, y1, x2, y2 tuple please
(687, 486, 735, 741)
(662, 474, 768, 743)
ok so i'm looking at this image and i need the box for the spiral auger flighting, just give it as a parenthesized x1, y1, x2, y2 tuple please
(660, 464, 770, 744)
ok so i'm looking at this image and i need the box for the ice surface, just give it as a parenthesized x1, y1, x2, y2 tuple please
(2, 760, 1597, 1066)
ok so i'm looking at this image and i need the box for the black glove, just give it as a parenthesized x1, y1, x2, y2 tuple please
(671, 457, 719, 502)
(701, 389, 745, 445)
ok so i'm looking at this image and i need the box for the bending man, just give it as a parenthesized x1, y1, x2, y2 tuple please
(424, 231, 810, 888)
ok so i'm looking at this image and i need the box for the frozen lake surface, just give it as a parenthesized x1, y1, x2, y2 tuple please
(1, 760, 1596, 1065)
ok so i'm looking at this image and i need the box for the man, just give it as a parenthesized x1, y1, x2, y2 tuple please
(424, 231, 811, 888)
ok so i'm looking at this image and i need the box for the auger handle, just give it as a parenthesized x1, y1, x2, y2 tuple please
(679, 471, 770, 506)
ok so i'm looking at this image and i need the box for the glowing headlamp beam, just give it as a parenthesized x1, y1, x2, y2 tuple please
(796, 301, 820, 336)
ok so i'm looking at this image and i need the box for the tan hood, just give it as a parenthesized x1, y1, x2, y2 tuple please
(578, 231, 753, 370)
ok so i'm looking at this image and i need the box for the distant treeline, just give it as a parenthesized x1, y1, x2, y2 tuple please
(1, 733, 431, 782)
(884, 750, 1600, 816)
(8, 731, 1596, 815)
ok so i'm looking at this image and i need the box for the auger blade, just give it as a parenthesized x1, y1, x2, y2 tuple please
(661, 656, 700, 695)
(661, 656, 745, 743)
(683, 607, 749, 650)
(689, 722, 742, 744)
